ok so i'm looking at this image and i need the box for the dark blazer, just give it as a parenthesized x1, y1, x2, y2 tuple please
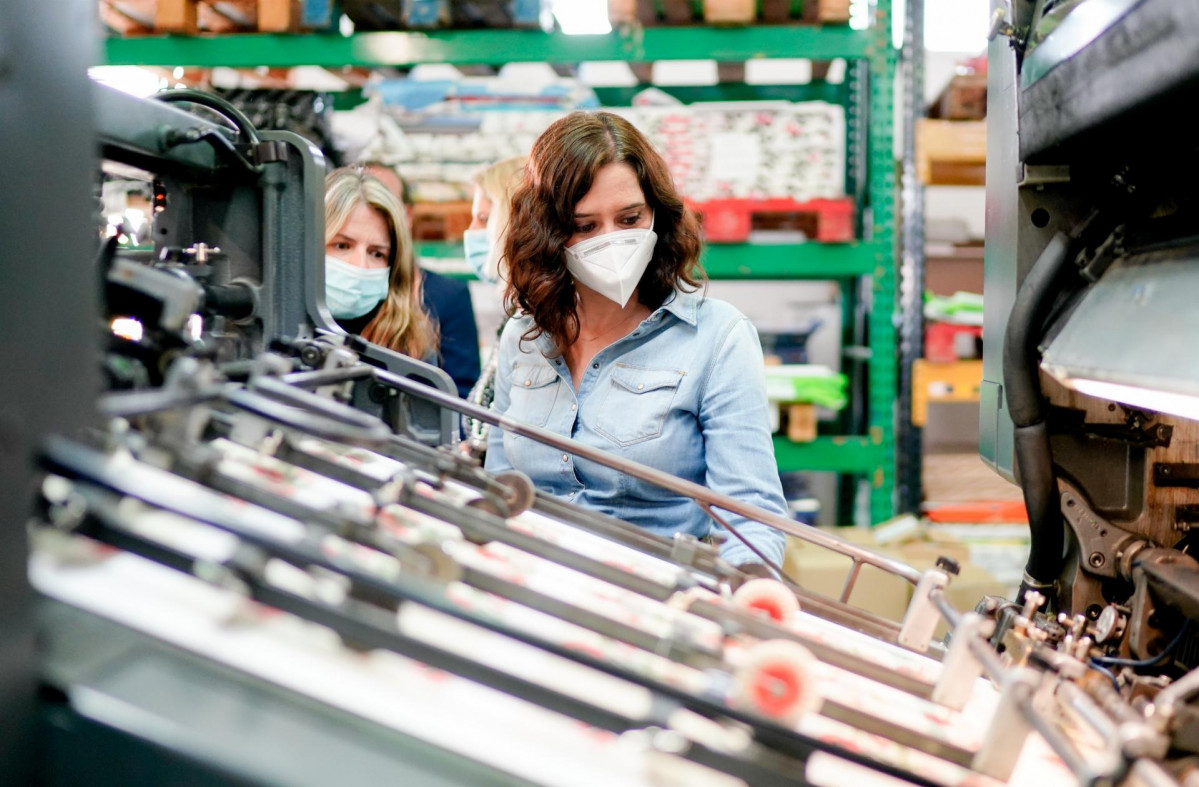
(421, 269, 481, 398)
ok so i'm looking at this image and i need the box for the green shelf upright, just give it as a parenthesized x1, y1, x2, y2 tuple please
(104, 15, 901, 524)
(865, 1, 898, 523)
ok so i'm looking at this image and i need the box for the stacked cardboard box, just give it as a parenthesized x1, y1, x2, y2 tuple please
(782, 522, 1027, 637)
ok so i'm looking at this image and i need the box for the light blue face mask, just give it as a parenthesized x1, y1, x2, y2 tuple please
(325, 254, 390, 319)
(461, 228, 496, 283)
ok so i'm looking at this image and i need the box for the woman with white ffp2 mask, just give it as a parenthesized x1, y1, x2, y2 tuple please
(322, 167, 437, 361)
(484, 111, 789, 586)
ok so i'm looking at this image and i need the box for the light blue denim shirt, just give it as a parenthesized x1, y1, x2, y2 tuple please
(484, 288, 787, 568)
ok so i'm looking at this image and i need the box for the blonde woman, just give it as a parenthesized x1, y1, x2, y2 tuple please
(462, 155, 527, 284)
(461, 156, 527, 455)
(323, 167, 437, 361)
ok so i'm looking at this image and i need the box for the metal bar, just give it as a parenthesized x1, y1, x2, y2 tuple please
(1128, 760, 1183, 787)
(368, 367, 923, 586)
(250, 375, 390, 431)
(698, 503, 798, 584)
(280, 364, 919, 583)
(897, 0, 926, 514)
(937, 588, 1119, 785)
(99, 385, 231, 418)
(225, 389, 394, 445)
(839, 559, 863, 603)
(688, 599, 935, 699)
(45, 448, 940, 787)
(105, 28, 872, 69)
(820, 699, 975, 767)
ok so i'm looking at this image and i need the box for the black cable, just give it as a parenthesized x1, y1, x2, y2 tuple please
(155, 88, 262, 146)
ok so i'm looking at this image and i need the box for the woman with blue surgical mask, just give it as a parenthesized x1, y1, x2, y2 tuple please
(461, 156, 527, 456)
(484, 111, 788, 583)
(462, 155, 526, 285)
(322, 167, 436, 361)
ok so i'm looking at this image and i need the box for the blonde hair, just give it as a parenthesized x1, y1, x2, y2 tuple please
(471, 155, 526, 280)
(324, 167, 437, 360)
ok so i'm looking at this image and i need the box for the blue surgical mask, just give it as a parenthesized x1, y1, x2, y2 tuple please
(325, 254, 390, 319)
(462, 227, 496, 283)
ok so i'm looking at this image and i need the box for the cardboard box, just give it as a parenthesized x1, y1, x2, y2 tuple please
(783, 528, 912, 623)
(784, 525, 1020, 634)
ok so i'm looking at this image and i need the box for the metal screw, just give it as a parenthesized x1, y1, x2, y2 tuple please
(1089, 552, 1106, 568)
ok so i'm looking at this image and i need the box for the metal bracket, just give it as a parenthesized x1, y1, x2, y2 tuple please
(932, 612, 993, 710)
(1153, 462, 1199, 489)
(1060, 488, 1140, 579)
(1019, 164, 1071, 186)
(972, 670, 1038, 781)
(898, 568, 950, 652)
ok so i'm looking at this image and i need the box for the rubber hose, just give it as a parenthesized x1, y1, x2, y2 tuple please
(1003, 231, 1074, 602)
(1003, 231, 1071, 428)
(1014, 421, 1064, 588)
(156, 89, 262, 147)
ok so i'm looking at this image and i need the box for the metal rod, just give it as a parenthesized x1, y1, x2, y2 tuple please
(930, 587, 963, 629)
(282, 366, 374, 387)
(98, 385, 230, 418)
(840, 559, 863, 603)
(1128, 759, 1182, 787)
(698, 503, 799, 584)
(949, 594, 1120, 786)
(226, 389, 393, 446)
(43, 441, 942, 787)
(369, 367, 924, 586)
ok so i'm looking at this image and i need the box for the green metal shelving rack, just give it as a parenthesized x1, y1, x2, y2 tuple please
(103, 15, 899, 523)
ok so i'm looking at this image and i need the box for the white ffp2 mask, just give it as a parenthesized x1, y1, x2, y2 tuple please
(563, 214, 656, 307)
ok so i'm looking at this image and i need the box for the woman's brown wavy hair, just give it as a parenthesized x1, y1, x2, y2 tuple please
(502, 111, 704, 351)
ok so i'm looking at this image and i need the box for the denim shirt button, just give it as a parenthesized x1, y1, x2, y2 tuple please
(636, 384, 644, 390)
(571, 403, 577, 411)
(591, 362, 599, 369)
(524, 379, 531, 386)
(561, 454, 569, 462)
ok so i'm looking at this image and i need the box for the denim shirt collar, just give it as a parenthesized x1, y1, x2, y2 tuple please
(655, 288, 701, 327)
(531, 288, 702, 359)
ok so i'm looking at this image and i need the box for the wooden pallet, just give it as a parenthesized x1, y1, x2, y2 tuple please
(689, 196, 854, 243)
(410, 201, 473, 243)
(916, 119, 986, 187)
(100, 0, 336, 34)
(928, 72, 986, 121)
(608, 0, 850, 26)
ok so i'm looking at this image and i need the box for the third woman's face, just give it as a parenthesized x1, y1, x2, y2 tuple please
(469, 188, 493, 231)
(326, 203, 392, 269)
(567, 162, 651, 248)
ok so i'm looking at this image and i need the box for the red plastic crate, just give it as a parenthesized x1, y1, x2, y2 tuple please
(924, 322, 982, 362)
(689, 197, 855, 243)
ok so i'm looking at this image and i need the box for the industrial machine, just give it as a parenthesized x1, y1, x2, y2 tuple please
(982, 0, 1199, 697)
(7, 1, 1199, 784)
(978, 0, 1199, 780)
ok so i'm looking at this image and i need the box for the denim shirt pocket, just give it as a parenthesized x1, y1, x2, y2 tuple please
(594, 364, 684, 447)
(507, 363, 560, 428)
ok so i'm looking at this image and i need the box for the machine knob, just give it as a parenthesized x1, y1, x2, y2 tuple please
(936, 555, 961, 576)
